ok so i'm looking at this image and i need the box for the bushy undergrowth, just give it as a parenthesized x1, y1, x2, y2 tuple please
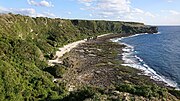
(116, 84, 167, 98)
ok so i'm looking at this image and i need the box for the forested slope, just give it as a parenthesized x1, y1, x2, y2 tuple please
(0, 13, 158, 100)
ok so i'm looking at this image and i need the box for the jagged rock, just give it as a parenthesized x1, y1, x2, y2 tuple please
(117, 75, 122, 79)
(68, 85, 75, 91)
(86, 50, 92, 53)
(79, 49, 85, 53)
(95, 71, 101, 74)
(97, 49, 102, 52)
(88, 54, 96, 57)
(112, 90, 120, 95)
(80, 55, 85, 58)
(108, 62, 114, 65)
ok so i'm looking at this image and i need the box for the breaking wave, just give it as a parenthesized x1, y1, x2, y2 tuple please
(111, 33, 179, 89)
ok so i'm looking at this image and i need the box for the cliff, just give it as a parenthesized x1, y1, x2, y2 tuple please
(0, 13, 163, 100)
(71, 20, 158, 34)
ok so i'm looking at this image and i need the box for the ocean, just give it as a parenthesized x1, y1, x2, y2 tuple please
(113, 26, 180, 89)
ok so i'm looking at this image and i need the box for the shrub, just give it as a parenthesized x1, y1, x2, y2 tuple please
(116, 84, 167, 98)
(62, 87, 96, 101)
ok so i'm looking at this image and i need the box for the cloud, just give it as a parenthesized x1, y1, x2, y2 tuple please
(151, 10, 180, 25)
(39, 0, 54, 7)
(27, 0, 38, 6)
(16, 8, 36, 15)
(0, 6, 56, 18)
(161, 10, 180, 15)
(167, 0, 173, 3)
(68, 12, 72, 15)
(78, 0, 155, 22)
(27, 0, 54, 7)
(169, 10, 180, 15)
(41, 12, 56, 17)
(78, 0, 93, 6)
(79, 0, 93, 2)
(133, 8, 144, 13)
(145, 12, 155, 18)
(0, 7, 36, 15)
(89, 14, 92, 17)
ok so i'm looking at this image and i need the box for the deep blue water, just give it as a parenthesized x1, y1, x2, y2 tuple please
(119, 26, 180, 88)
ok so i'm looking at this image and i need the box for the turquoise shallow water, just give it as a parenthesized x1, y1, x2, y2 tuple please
(117, 26, 180, 88)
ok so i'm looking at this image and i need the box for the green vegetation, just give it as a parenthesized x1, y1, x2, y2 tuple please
(71, 20, 157, 34)
(62, 87, 97, 101)
(116, 84, 167, 98)
(0, 13, 162, 100)
(168, 89, 180, 99)
(44, 64, 67, 78)
(56, 84, 180, 101)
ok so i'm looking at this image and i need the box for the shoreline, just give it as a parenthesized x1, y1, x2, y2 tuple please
(49, 34, 179, 91)
(111, 33, 179, 89)
(59, 34, 168, 87)
(54, 32, 180, 100)
(48, 33, 114, 66)
(48, 39, 87, 66)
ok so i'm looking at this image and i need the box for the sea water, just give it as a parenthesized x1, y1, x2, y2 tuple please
(113, 26, 180, 89)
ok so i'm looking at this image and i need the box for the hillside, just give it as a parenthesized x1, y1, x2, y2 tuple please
(1, 13, 178, 101)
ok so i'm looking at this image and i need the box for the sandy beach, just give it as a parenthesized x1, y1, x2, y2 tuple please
(48, 33, 113, 66)
(48, 39, 87, 66)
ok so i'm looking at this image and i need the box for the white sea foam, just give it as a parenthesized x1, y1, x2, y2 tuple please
(111, 33, 179, 89)
(156, 31, 161, 34)
(110, 33, 148, 42)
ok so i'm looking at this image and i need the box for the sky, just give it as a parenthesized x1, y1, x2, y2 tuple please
(0, 0, 180, 25)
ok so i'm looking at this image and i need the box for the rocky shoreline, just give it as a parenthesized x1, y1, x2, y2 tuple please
(60, 33, 161, 88)
(55, 33, 179, 100)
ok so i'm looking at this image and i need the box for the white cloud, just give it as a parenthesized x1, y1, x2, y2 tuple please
(79, 0, 93, 2)
(78, 0, 180, 25)
(89, 14, 92, 17)
(42, 12, 56, 17)
(148, 10, 180, 25)
(0, 7, 36, 16)
(40, 0, 54, 7)
(68, 12, 72, 15)
(133, 8, 144, 13)
(27, 0, 38, 6)
(0, 6, 56, 18)
(79, 0, 155, 22)
(161, 10, 180, 15)
(17, 8, 36, 15)
(145, 12, 155, 18)
(167, 0, 173, 3)
(78, 0, 93, 7)
(169, 10, 180, 15)
(0, 7, 10, 13)
(27, 0, 54, 7)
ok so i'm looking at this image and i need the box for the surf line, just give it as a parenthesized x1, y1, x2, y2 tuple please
(111, 33, 179, 89)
